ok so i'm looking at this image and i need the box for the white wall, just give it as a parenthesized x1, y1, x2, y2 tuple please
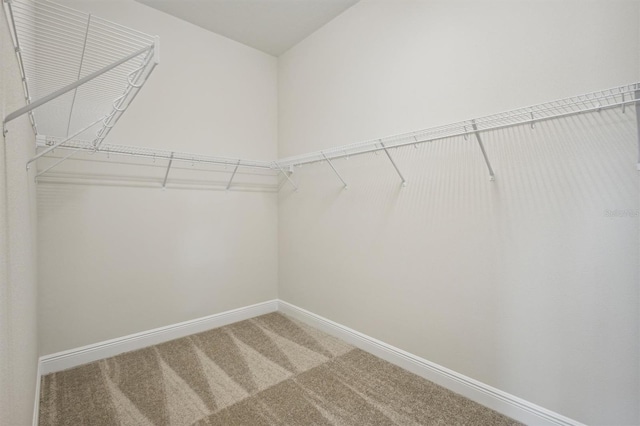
(30, 0, 640, 423)
(278, 1, 639, 424)
(37, 0, 279, 355)
(0, 4, 39, 425)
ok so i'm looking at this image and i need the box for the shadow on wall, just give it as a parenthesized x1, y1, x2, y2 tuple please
(280, 107, 636, 205)
(277, 107, 639, 423)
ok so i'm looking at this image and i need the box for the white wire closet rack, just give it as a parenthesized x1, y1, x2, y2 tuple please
(29, 81, 640, 190)
(275, 82, 640, 189)
(2, 0, 158, 152)
(34, 136, 279, 190)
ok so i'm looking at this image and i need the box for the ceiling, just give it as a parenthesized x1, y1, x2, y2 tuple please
(135, 0, 360, 56)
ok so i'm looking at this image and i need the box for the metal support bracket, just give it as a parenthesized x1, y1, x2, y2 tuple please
(530, 111, 535, 129)
(275, 162, 298, 191)
(153, 36, 160, 65)
(226, 160, 241, 191)
(321, 152, 348, 189)
(93, 50, 156, 150)
(2, 46, 151, 126)
(36, 148, 81, 179)
(380, 142, 407, 186)
(162, 152, 174, 189)
(471, 120, 496, 181)
(26, 117, 104, 169)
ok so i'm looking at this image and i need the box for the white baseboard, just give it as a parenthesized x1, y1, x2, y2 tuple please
(32, 360, 41, 426)
(39, 299, 278, 375)
(34, 298, 583, 426)
(278, 300, 584, 426)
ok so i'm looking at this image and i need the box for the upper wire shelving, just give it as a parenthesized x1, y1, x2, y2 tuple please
(34, 136, 279, 190)
(31, 82, 640, 191)
(274, 83, 640, 189)
(2, 0, 158, 152)
(8, 1, 637, 193)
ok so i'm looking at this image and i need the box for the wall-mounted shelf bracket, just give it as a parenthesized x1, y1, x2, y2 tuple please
(226, 160, 241, 190)
(470, 120, 496, 181)
(275, 162, 298, 191)
(162, 153, 174, 189)
(530, 111, 535, 129)
(93, 48, 156, 150)
(36, 149, 81, 180)
(380, 142, 407, 186)
(321, 152, 348, 189)
(26, 117, 104, 170)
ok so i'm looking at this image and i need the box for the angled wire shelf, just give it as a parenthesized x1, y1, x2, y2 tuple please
(2, 0, 158, 150)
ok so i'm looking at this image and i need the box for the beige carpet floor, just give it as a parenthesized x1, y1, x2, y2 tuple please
(39, 312, 522, 425)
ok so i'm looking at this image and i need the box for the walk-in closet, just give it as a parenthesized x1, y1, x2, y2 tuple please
(1, 0, 638, 425)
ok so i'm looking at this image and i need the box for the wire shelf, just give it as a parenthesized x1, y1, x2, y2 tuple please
(36, 136, 277, 171)
(3, 0, 158, 146)
(32, 82, 639, 189)
(276, 82, 640, 167)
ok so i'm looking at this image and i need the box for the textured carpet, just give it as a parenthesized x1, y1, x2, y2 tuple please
(39, 313, 522, 425)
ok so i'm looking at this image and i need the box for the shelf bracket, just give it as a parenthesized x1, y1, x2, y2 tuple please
(36, 149, 82, 179)
(93, 52, 156, 151)
(226, 160, 241, 191)
(530, 111, 535, 129)
(162, 152, 174, 189)
(471, 120, 496, 181)
(321, 152, 348, 189)
(2, 46, 151, 127)
(275, 162, 298, 191)
(380, 142, 407, 186)
(26, 116, 104, 170)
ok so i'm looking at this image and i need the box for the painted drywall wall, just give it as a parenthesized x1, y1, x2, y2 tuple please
(278, 1, 640, 424)
(0, 5, 39, 425)
(36, 0, 279, 355)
